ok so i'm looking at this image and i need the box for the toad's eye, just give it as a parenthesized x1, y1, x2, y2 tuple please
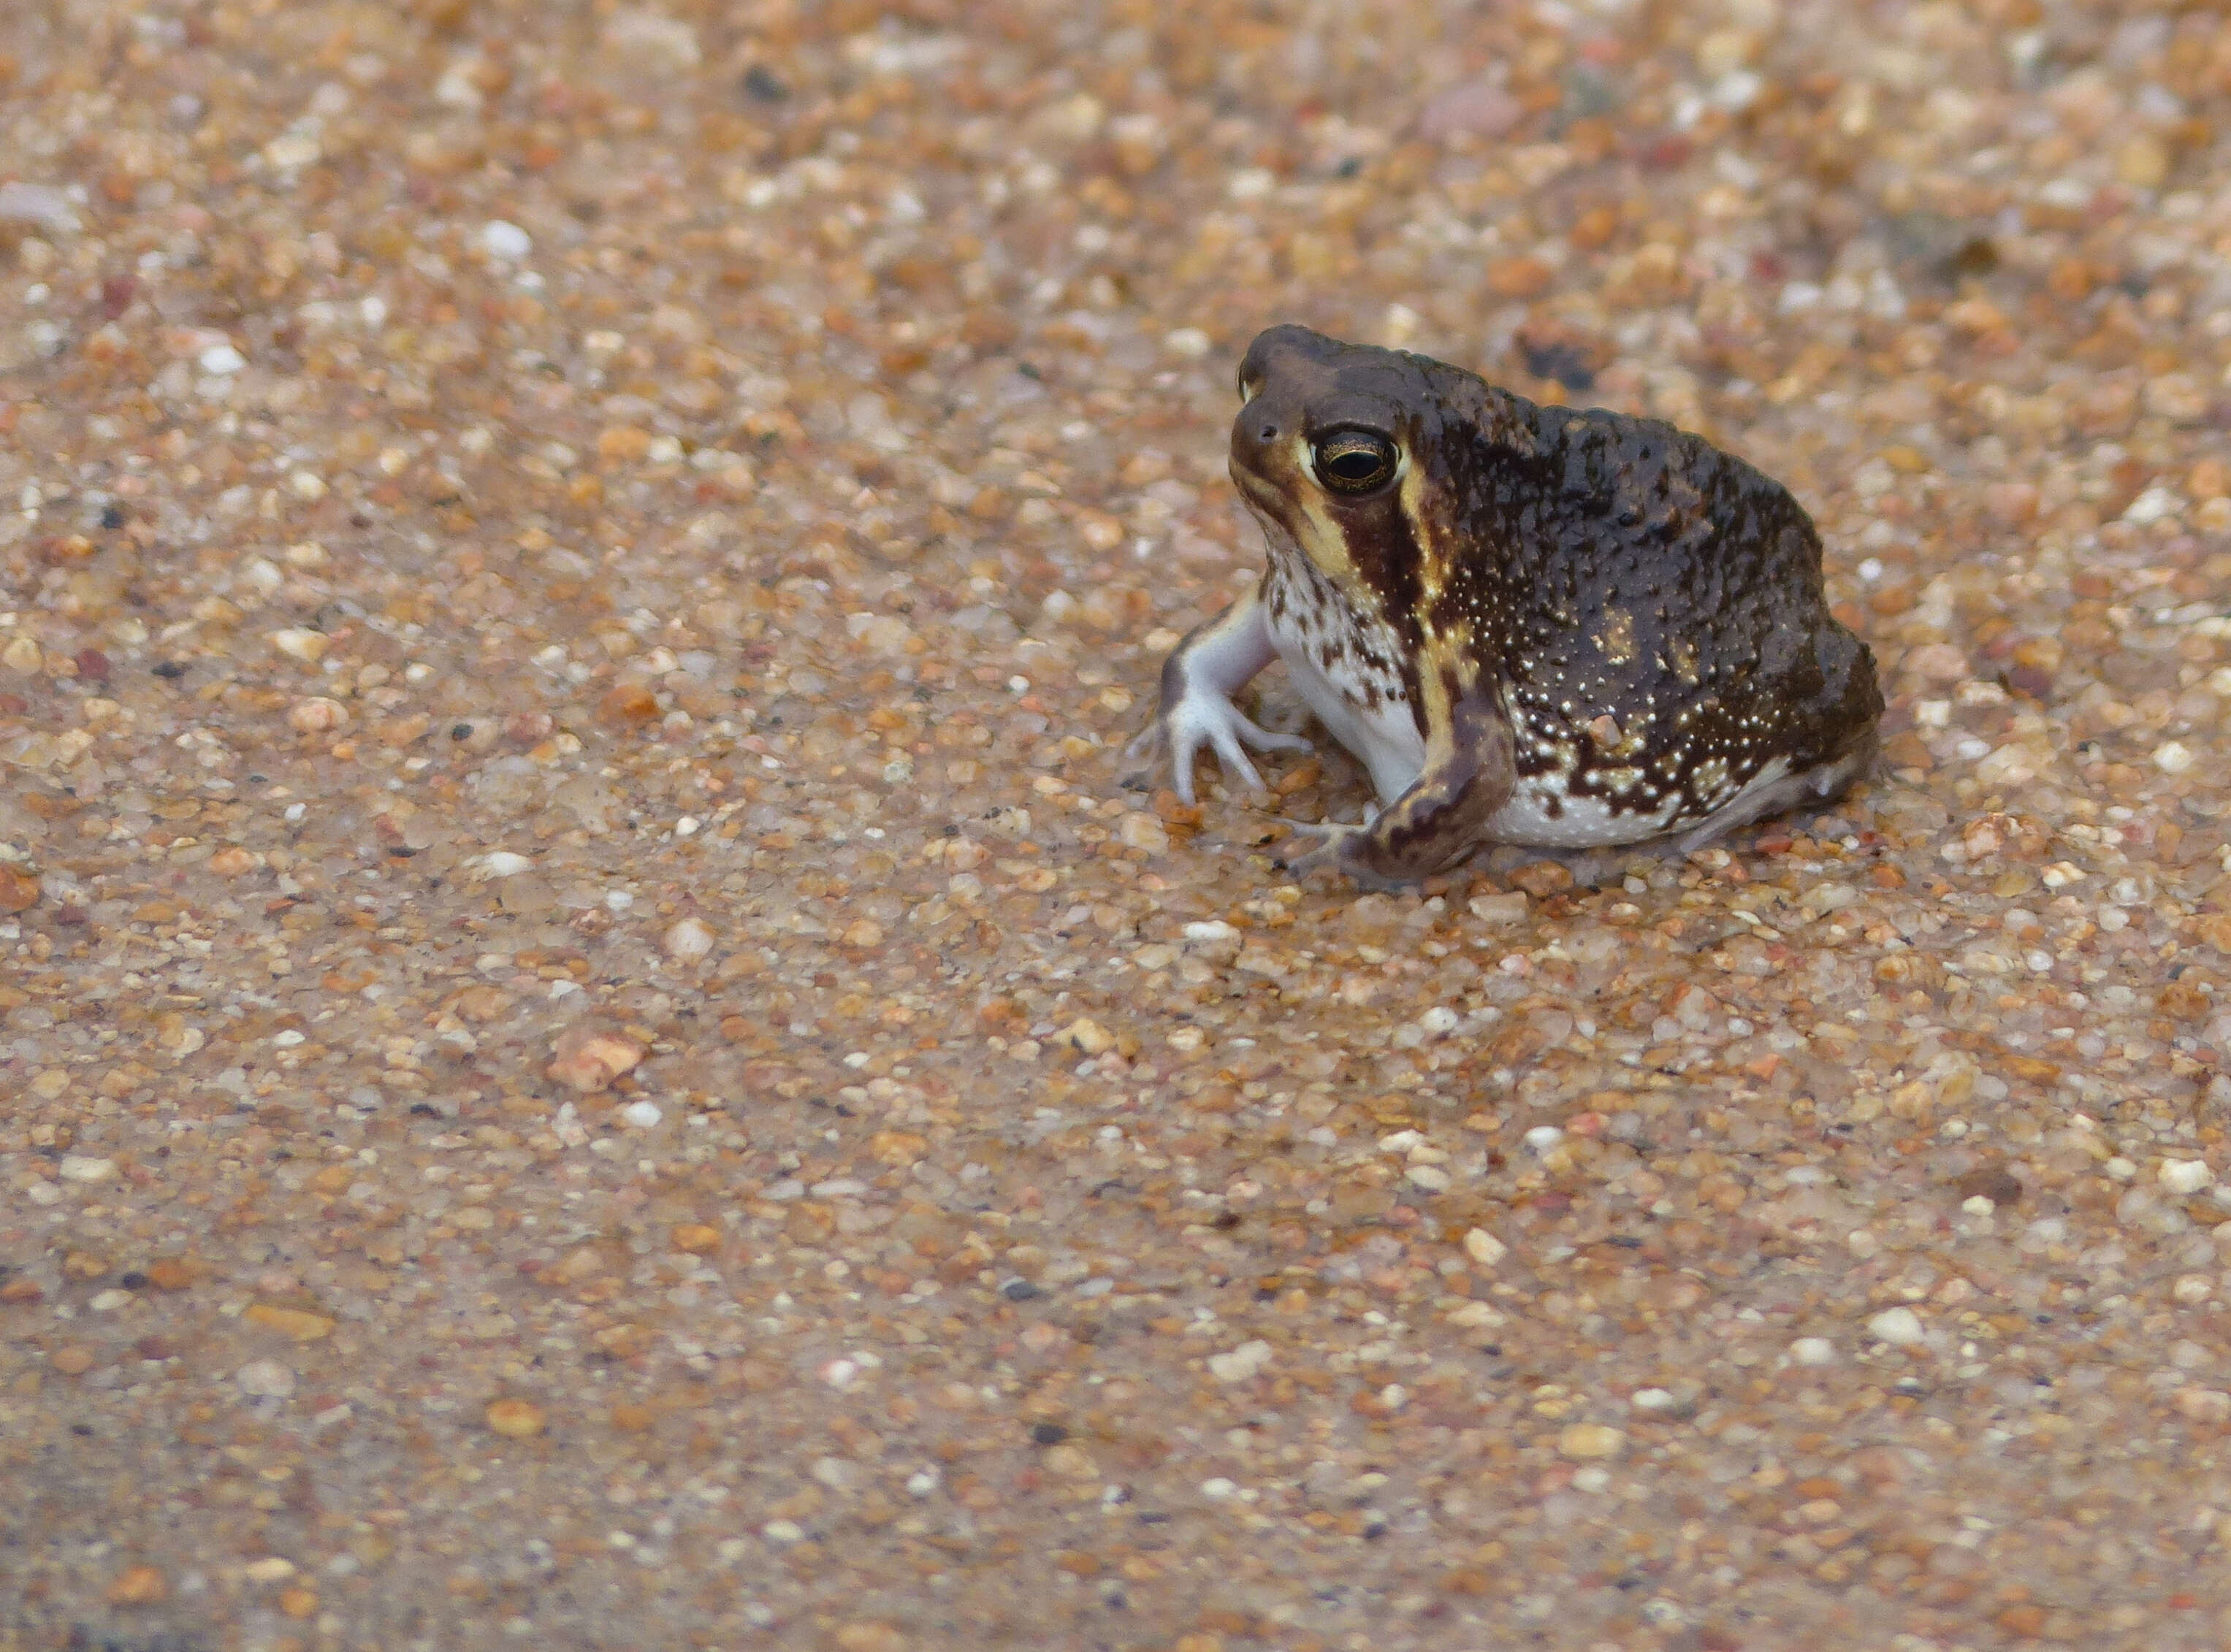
(1313, 430, 1397, 494)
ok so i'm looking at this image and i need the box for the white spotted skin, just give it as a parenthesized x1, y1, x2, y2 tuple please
(1258, 541, 1425, 805)
(1484, 768, 1687, 849)
(1480, 746, 1870, 852)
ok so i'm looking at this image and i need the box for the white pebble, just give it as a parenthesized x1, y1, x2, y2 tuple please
(663, 917, 715, 962)
(760, 1520, 805, 1545)
(481, 220, 532, 261)
(1199, 1477, 1237, 1499)
(198, 343, 245, 375)
(619, 1101, 663, 1129)
(1462, 1228, 1509, 1268)
(1416, 1006, 1460, 1036)
(1790, 1337, 1836, 1366)
(1523, 1125, 1565, 1155)
(2162, 1159, 2214, 1195)
(1629, 1388, 1676, 1411)
(0, 180, 81, 233)
(1867, 1307, 1926, 1346)
(235, 1358, 297, 1398)
(1406, 1164, 1451, 1192)
(820, 1358, 860, 1389)
(267, 627, 329, 663)
(58, 1155, 116, 1183)
(2124, 486, 2180, 526)
(905, 1469, 939, 1497)
(478, 851, 533, 879)
(1208, 1340, 1273, 1383)
(2154, 740, 2197, 774)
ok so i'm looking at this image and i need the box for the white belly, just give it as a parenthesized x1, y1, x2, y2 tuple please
(1278, 643, 1425, 803)
(1484, 754, 1798, 849)
(1260, 562, 1425, 805)
(1484, 776, 1684, 849)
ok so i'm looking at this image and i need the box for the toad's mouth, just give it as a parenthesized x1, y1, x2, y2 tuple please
(1228, 457, 1301, 533)
(1229, 457, 1366, 591)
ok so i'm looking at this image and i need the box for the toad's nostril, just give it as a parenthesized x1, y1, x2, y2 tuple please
(1258, 424, 1278, 441)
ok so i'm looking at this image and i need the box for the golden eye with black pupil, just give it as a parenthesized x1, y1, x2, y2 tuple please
(1313, 429, 1397, 494)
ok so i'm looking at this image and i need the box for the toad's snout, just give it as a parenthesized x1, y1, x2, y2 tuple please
(1229, 392, 1301, 485)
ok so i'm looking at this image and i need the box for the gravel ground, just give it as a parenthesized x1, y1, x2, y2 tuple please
(4, 1, 2231, 1648)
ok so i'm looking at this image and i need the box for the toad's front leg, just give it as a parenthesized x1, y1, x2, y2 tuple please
(1124, 584, 1312, 805)
(1281, 693, 1513, 888)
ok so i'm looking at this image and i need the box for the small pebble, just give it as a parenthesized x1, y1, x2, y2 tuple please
(235, 1359, 297, 1399)
(484, 1399, 546, 1437)
(1867, 1308, 1927, 1347)
(1557, 1424, 1625, 1460)
(2161, 1160, 2214, 1196)
(1462, 1228, 1509, 1267)
(1207, 1340, 1272, 1383)
(663, 917, 715, 961)
(546, 1033, 644, 1093)
(243, 1304, 335, 1342)
(481, 220, 532, 261)
(267, 628, 328, 664)
(1059, 1017, 1115, 1055)
(107, 1565, 168, 1606)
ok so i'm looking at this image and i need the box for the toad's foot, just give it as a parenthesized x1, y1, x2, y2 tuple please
(1269, 811, 1429, 893)
(1124, 586, 1312, 804)
(1125, 693, 1311, 806)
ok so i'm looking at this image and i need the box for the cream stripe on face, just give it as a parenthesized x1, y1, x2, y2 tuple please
(1286, 433, 1360, 585)
(1397, 458, 1483, 762)
(1287, 436, 1415, 593)
(1400, 460, 1439, 608)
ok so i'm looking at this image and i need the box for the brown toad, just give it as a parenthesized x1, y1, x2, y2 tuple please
(1130, 325, 1882, 887)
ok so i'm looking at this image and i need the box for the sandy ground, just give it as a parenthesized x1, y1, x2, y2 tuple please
(4, 1, 2231, 1648)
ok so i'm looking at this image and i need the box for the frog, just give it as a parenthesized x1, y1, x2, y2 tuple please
(1127, 324, 1883, 889)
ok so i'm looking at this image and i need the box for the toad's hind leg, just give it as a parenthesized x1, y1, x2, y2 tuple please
(1124, 586, 1311, 804)
(1672, 730, 1879, 857)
